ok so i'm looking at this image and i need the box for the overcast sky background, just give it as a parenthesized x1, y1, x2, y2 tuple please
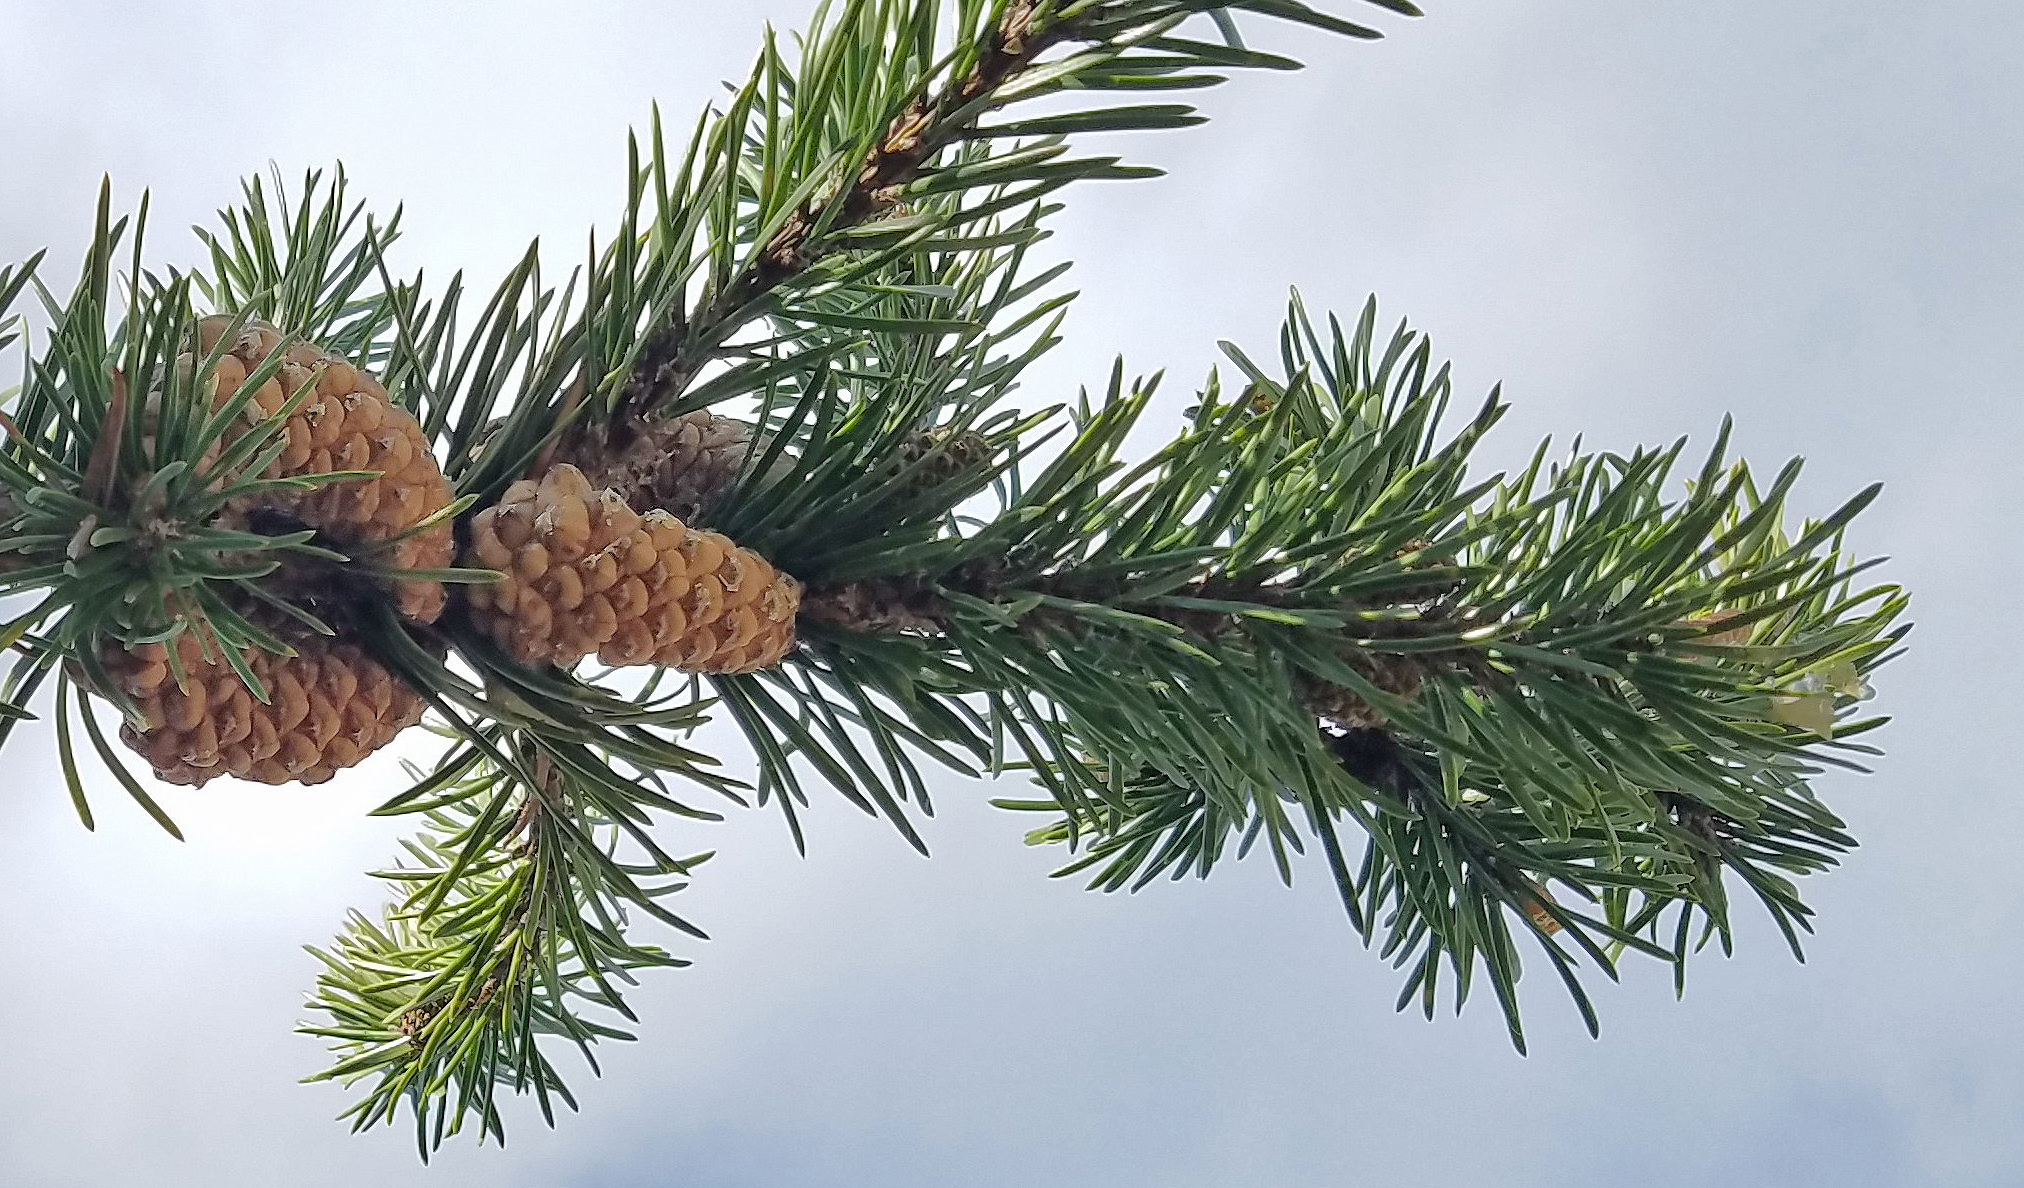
(1, 2, 2020, 1184)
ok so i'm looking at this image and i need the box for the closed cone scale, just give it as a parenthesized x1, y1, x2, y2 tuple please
(464, 464, 798, 672)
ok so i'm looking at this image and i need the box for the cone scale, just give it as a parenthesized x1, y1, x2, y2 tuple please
(553, 409, 765, 525)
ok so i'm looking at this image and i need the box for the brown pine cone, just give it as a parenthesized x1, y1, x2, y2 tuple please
(889, 426, 994, 496)
(554, 409, 774, 526)
(191, 317, 455, 622)
(102, 628, 426, 787)
(1298, 654, 1427, 729)
(464, 464, 799, 672)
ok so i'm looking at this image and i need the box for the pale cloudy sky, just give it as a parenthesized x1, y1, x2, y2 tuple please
(0, 2, 2019, 1185)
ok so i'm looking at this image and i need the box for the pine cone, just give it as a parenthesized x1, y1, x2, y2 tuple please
(102, 629, 426, 787)
(1298, 654, 1426, 728)
(889, 426, 994, 496)
(554, 410, 773, 525)
(192, 317, 455, 622)
(464, 464, 799, 672)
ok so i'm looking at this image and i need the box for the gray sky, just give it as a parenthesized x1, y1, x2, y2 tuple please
(1, 2, 2019, 1184)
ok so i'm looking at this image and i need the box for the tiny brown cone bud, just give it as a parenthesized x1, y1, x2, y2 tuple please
(1517, 878, 1563, 935)
(554, 409, 778, 525)
(1677, 609, 1752, 646)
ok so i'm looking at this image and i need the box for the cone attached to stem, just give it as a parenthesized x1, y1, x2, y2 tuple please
(553, 409, 770, 526)
(102, 625, 426, 786)
(193, 316, 455, 623)
(79, 318, 458, 787)
(464, 463, 799, 672)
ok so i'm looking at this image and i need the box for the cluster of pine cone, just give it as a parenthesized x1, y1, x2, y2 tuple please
(104, 321, 801, 788)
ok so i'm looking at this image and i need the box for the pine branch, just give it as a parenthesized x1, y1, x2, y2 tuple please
(511, 0, 1412, 490)
(289, 588, 750, 1152)
(381, 0, 1411, 512)
(302, 732, 711, 1154)
(0, 0, 1915, 1155)
(601, 0, 1120, 427)
(791, 294, 1905, 1042)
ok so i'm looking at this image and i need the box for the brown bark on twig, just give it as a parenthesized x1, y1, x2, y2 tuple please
(606, 0, 1066, 429)
(802, 561, 1467, 728)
